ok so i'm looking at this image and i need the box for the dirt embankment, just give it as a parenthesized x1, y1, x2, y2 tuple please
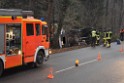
(51, 46, 85, 54)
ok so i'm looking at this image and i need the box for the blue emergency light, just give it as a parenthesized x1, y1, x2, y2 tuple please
(40, 17, 45, 21)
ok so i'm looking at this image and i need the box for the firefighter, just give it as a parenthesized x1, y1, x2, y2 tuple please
(106, 30, 112, 48)
(96, 31, 100, 45)
(120, 29, 123, 41)
(91, 29, 97, 47)
(103, 30, 107, 47)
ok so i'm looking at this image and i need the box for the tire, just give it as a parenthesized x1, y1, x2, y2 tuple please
(0, 61, 3, 76)
(34, 51, 44, 67)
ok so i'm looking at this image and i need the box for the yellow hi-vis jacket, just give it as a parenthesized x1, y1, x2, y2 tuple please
(103, 32, 107, 40)
(91, 30, 96, 37)
(96, 35, 100, 40)
(106, 31, 112, 39)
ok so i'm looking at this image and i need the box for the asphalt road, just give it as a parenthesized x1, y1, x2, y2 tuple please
(1, 42, 124, 83)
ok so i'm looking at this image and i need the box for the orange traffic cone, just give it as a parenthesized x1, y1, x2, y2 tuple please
(97, 52, 101, 61)
(75, 59, 79, 67)
(47, 68, 54, 79)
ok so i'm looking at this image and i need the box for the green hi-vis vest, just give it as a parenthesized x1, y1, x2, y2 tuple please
(96, 35, 100, 40)
(91, 30, 96, 37)
(106, 31, 112, 39)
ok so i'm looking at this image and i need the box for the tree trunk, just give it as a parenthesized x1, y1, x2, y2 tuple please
(119, 0, 124, 29)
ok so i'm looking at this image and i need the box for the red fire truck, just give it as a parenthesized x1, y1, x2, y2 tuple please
(0, 9, 50, 76)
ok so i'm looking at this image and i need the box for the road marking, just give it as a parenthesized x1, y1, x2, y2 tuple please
(55, 59, 97, 74)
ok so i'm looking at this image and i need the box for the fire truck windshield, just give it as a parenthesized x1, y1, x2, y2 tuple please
(0, 24, 5, 54)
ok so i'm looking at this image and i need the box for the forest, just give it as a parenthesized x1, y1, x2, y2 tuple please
(0, 0, 123, 48)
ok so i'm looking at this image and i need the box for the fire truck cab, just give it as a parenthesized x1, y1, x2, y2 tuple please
(0, 9, 50, 76)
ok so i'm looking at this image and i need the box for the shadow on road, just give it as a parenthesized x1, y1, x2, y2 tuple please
(0, 64, 50, 78)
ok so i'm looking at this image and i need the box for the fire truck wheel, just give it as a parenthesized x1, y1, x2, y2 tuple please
(0, 60, 3, 76)
(35, 51, 44, 67)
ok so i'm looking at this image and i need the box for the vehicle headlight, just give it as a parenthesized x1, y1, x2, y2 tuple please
(18, 50, 22, 55)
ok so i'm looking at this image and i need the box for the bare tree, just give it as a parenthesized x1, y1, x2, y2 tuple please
(51, 0, 70, 48)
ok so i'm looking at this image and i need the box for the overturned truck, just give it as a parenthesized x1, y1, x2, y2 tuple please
(67, 27, 92, 46)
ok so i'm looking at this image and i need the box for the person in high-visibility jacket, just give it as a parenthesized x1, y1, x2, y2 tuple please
(96, 32, 100, 45)
(103, 31, 107, 47)
(91, 29, 97, 47)
(106, 30, 112, 48)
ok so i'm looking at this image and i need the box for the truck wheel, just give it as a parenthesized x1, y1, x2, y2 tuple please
(0, 61, 3, 76)
(35, 51, 44, 67)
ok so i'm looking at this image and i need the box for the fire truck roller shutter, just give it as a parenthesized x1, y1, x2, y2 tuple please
(0, 25, 5, 54)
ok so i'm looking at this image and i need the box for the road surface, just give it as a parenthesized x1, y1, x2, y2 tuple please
(1, 43, 124, 83)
